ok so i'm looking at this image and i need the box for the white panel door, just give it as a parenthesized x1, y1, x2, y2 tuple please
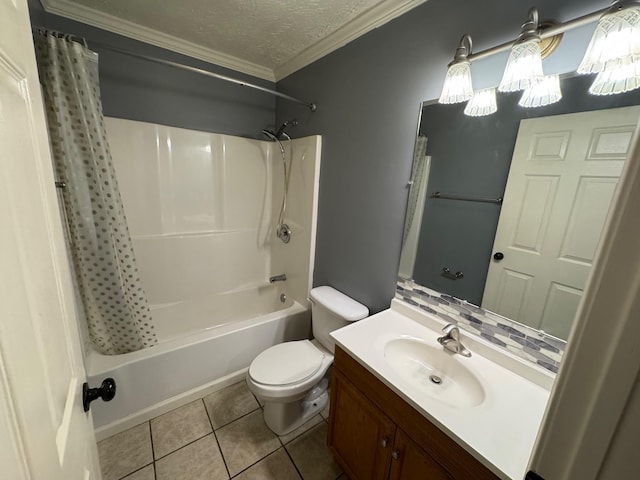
(0, 0, 101, 479)
(482, 106, 640, 338)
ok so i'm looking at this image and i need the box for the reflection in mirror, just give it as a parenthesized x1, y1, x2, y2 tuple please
(401, 74, 640, 340)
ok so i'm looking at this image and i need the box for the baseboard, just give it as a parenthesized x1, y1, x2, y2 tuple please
(93, 368, 248, 441)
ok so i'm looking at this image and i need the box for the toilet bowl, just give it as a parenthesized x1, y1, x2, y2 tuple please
(246, 286, 368, 435)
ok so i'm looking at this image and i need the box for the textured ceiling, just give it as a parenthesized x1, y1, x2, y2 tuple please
(63, 0, 388, 69)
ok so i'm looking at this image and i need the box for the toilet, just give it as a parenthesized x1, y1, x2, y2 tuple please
(246, 286, 369, 435)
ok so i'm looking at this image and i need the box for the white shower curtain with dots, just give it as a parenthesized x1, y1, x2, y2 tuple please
(34, 31, 157, 354)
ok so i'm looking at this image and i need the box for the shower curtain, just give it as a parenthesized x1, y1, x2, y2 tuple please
(34, 31, 156, 355)
(402, 136, 429, 247)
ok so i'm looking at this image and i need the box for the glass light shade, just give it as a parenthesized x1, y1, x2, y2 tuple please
(519, 74, 563, 107)
(498, 39, 544, 92)
(464, 88, 498, 117)
(438, 61, 474, 104)
(589, 61, 640, 94)
(577, 6, 640, 74)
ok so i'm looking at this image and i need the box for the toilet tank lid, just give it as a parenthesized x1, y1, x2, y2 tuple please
(309, 286, 369, 321)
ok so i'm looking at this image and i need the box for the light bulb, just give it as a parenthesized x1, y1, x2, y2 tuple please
(439, 62, 474, 104)
(589, 60, 640, 94)
(519, 74, 563, 107)
(464, 88, 498, 117)
(499, 39, 544, 92)
(578, 5, 640, 74)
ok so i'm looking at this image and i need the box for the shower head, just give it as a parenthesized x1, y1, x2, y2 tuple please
(275, 119, 298, 139)
(261, 119, 298, 141)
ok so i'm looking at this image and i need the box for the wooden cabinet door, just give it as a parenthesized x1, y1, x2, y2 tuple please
(328, 369, 396, 480)
(389, 429, 453, 480)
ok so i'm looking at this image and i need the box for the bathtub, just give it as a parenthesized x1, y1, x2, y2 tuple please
(87, 286, 310, 440)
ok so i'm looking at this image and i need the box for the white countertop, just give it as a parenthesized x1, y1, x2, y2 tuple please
(330, 300, 552, 480)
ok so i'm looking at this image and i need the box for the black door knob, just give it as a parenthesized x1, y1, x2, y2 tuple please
(83, 378, 116, 412)
(493, 252, 504, 260)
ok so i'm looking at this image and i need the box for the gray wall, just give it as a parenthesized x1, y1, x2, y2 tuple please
(28, 0, 275, 138)
(276, 0, 612, 313)
(414, 75, 640, 305)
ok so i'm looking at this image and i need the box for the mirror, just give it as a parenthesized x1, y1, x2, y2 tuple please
(400, 74, 640, 340)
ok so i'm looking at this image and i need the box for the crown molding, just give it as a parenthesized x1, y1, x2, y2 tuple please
(40, 0, 276, 81)
(41, 0, 427, 84)
(274, 0, 427, 81)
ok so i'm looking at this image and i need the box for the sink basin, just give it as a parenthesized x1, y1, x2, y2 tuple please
(384, 337, 485, 408)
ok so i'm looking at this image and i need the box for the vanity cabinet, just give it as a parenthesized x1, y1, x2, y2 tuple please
(328, 346, 499, 480)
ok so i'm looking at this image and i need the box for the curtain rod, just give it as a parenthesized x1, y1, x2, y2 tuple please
(91, 43, 317, 111)
(33, 27, 316, 110)
(467, 6, 610, 62)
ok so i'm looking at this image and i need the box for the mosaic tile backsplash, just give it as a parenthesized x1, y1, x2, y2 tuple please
(396, 278, 566, 374)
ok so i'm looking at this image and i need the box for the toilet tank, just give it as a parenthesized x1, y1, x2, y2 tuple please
(309, 286, 369, 353)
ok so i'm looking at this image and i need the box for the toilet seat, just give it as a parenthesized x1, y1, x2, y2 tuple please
(249, 340, 325, 386)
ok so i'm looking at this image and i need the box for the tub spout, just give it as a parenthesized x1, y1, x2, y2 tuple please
(269, 274, 287, 283)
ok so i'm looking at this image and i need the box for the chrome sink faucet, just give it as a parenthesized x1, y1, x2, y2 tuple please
(437, 324, 472, 357)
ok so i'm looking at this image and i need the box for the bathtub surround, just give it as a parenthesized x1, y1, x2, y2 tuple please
(106, 119, 320, 335)
(88, 119, 321, 434)
(396, 278, 565, 374)
(35, 31, 156, 355)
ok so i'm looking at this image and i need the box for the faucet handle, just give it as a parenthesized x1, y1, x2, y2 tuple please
(442, 323, 461, 341)
(442, 323, 456, 334)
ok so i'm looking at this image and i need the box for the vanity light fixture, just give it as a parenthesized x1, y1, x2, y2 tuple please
(498, 8, 545, 92)
(439, 2, 640, 117)
(519, 74, 563, 107)
(464, 88, 498, 116)
(438, 34, 474, 104)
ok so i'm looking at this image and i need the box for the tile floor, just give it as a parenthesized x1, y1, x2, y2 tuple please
(98, 381, 344, 480)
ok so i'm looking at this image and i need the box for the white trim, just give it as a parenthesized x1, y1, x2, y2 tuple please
(274, 0, 427, 80)
(0, 348, 30, 479)
(41, 0, 427, 83)
(529, 120, 640, 478)
(94, 368, 247, 441)
(40, 0, 275, 81)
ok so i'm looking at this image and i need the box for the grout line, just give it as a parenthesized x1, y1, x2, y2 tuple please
(148, 420, 156, 461)
(152, 399, 215, 461)
(229, 446, 284, 479)
(283, 444, 304, 480)
(152, 432, 213, 462)
(147, 422, 158, 480)
(202, 398, 231, 479)
(212, 429, 231, 479)
(213, 407, 261, 431)
(117, 462, 154, 480)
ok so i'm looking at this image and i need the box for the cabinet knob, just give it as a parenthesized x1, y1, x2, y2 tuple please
(381, 437, 389, 448)
(392, 450, 400, 460)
